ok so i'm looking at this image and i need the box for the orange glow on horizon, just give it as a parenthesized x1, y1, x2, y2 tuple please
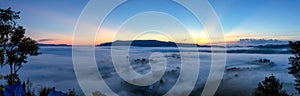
(37, 36, 240, 45)
(33, 28, 276, 46)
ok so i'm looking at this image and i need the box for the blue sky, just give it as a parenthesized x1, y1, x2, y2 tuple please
(210, 0, 300, 40)
(0, 0, 299, 44)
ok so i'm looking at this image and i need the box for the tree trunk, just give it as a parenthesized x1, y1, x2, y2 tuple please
(9, 64, 13, 85)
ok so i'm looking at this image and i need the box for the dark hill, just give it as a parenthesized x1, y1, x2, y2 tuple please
(97, 40, 210, 47)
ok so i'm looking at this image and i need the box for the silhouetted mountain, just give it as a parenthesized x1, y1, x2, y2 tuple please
(97, 40, 211, 47)
(38, 44, 71, 47)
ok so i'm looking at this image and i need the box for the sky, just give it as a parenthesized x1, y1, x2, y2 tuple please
(0, 0, 300, 45)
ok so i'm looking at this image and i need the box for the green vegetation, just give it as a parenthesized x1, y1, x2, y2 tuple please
(0, 7, 39, 86)
(287, 41, 300, 94)
(38, 87, 52, 96)
(253, 75, 290, 96)
(0, 85, 3, 96)
(92, 91, 106, 96)
(23, 79, 35, 96)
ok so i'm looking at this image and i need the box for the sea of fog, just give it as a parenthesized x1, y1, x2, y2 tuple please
(0, 46, 296, 96)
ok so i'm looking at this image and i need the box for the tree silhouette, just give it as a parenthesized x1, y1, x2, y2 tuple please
(0, 8, 39, 85)
(253, 75, 289, 96)
(287, 41, 300, 93)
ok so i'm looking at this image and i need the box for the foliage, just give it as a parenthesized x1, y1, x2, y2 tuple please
(38, 87, 52, 96)
(0, 7, 39, 85)
(92, 91, 106, 96)
(38, 87, 78, 96)
(253, 75, 290, 96)
(287, 41, 300, 93)
(67, 88, 77, 96)
(0, 74, 3, 80)
(0, 84, 3, 96)
(0, 7, 78, 96)
(23, 79, 35, 96)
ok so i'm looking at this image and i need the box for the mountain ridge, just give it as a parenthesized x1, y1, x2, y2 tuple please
(97, 40, 212, 47)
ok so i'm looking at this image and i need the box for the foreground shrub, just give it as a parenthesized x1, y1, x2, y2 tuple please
(253, 75, 290, 96)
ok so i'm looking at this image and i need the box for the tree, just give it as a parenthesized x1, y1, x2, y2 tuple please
(287, 41, 300, 93)
(0, 8, 39, 85)
(253, 75, 289, 96)
(92, 91, 106, 96)
(38, 87, 52, 96)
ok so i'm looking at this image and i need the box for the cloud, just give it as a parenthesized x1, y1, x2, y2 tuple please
(38, 38, 56, 42)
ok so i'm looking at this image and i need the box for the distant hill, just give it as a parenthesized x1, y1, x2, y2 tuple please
(97, 40, 211, 47)
(38, 44, 71, 47)
(251, 44, 290, 49)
